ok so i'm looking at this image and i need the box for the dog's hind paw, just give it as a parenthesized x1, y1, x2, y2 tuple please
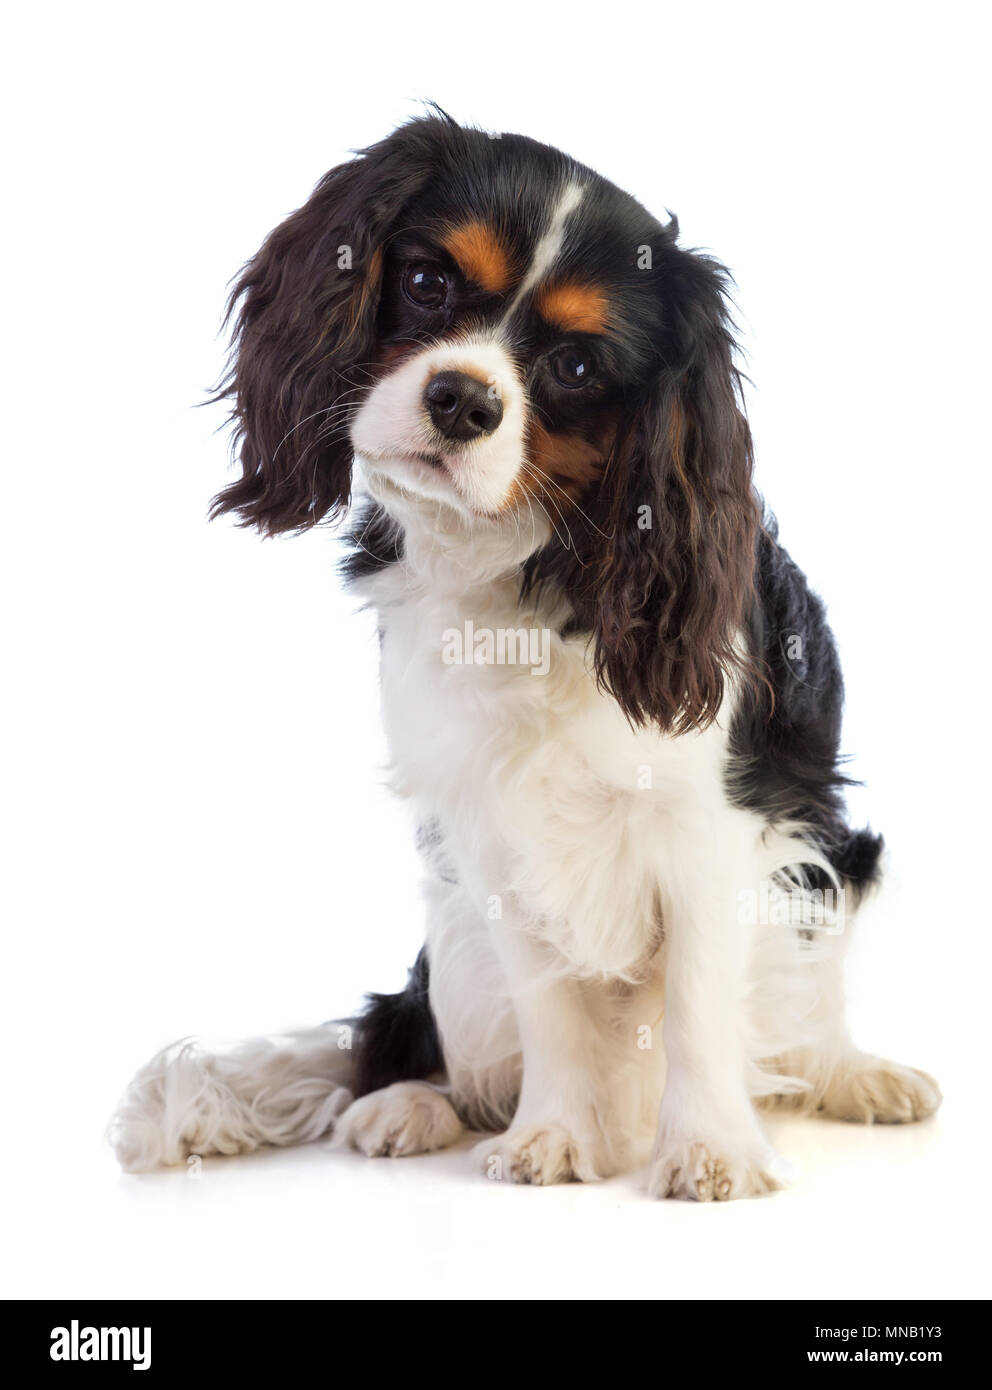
(331, 1081, 463, 1157)
(820, 1056, 942, 1125)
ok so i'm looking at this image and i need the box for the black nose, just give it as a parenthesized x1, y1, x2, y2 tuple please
(423, 370, 503, 441)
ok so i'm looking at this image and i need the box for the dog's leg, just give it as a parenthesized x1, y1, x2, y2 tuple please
(761, 906, 942, 1124)
(329, 868, 520, 1161)
(649, 814, 792, 1201)
(420, 870, 523, 1131)
(469, 924, 620, 1185)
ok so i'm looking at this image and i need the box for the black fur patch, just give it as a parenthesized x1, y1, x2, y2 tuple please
(728, 518, 883, 893)
(353, 947, 443, 1097)
(339, 502, 404, 585)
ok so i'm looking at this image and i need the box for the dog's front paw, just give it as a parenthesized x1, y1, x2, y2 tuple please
(331, 1081, 462, 1157)
(820, 1057, 942, 1125)
(473, 1123, 609, 1185)
(648, 1136, 794, 1202)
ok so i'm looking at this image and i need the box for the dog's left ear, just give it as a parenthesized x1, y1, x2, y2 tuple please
(592, 238, 761, 732)
(210, 120, 442, 536)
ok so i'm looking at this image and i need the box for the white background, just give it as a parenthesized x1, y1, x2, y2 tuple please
(3, 1, 990, 1301)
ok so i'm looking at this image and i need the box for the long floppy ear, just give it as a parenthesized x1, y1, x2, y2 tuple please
(210, 122, 440, 535)
(593, 241, 761, 733)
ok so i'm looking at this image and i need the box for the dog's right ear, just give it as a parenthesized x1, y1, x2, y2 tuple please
(210, 120, 443, 535)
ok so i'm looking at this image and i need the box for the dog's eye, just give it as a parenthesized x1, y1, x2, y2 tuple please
(403, 262, 448, 309)
(550, 345, 596, 389)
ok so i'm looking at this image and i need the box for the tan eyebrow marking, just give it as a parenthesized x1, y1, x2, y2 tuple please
(442, 221, 513, 294)
(536, 282, 609, 335)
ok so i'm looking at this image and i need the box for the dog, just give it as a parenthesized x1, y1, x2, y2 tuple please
(110, 113, 940, 1200)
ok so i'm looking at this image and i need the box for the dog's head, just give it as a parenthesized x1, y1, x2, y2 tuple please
(213, 114, 760, 731)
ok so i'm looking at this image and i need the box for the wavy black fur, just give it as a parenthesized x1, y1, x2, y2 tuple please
(353, 948, 442, 1098)
(727, 519, 883, 895)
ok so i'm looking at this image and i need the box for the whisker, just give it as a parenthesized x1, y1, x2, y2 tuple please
(518, 462, 576, 553)
(521, 458, 613, 541)
(517, 463, 570, 550)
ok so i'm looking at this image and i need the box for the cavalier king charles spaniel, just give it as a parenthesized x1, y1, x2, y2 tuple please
(111, 113, 940, 1200)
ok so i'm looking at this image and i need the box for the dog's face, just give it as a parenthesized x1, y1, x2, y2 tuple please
(350, 158, 665, 519)
(213, 115, 760, 731)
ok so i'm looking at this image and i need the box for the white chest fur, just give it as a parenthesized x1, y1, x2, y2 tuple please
(358, 484, 746, 982)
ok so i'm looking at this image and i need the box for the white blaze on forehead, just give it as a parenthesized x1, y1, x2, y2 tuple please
(503, 181, 586, 324)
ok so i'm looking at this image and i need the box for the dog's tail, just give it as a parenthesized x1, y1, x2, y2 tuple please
(108, 949, 443, 1172)
(108, 1025, 358, 1172)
